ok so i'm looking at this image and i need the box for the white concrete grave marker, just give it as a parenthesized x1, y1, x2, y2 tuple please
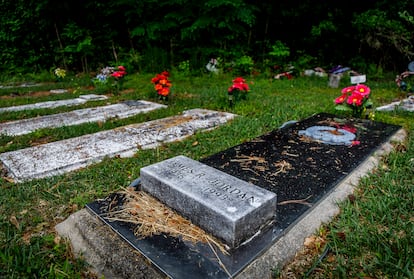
(0, 109, 236, 182)
(0, 100, 166, 136)
(0, 94, 108, 113)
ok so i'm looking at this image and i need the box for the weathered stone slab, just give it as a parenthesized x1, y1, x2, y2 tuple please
(0, 100, 165, 136)
(140, 155, 277, 248)
(0, 94, 108, 113)
(49, 89, 69, 94)
(376, 96, 414, 112)
(0, 109, 236, 182)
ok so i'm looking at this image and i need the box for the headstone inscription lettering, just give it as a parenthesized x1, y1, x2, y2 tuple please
(140, 155, 277, 249)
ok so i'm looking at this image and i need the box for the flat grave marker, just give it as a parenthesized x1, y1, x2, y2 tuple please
(0, 109, 236, 182)
(376, 95, 414, 112)
(0, 100, 166, 136)
(0, 94, 108, 113)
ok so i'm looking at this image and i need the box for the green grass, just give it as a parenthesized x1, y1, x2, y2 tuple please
(0, 72, 412, 278)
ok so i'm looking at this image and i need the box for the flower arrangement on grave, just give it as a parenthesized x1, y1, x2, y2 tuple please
(111, 65, 127, 94)
(92, 66, 127, 95)
(227, 77, 249, 106)
(334, 84, 373, 118)
(54, 68, 66, 81)
(151, 71, 172, 101)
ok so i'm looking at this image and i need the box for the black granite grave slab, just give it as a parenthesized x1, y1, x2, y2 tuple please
(87, 112, 401, 279)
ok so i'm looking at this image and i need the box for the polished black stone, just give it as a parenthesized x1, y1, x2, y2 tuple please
(87, 112, 401, 279)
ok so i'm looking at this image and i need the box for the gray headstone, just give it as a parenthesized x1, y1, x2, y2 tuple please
(140, 155, 277, 249)
(328, 74, 341, 88)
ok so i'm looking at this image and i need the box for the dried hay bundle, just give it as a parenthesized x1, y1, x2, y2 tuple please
(104, 187, 229, 255)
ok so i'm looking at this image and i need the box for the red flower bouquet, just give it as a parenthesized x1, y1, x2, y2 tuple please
(228, 77, 249, 106)
(334, 84, 372, 118)
(151, 71, 172, 100)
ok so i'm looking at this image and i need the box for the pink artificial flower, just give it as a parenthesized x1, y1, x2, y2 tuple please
(341, 86, 355, 94)
(347, 92, 364, 106)
(355, 84, 370, 97)
(335, 93, 347, 104)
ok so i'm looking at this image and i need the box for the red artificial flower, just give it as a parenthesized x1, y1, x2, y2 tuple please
(111, 71, 124, 78)
(228, 77, 249, 93)
(341, 86, 355, 94)
(335, 93, 347, 104)
(347, 92, 364, 106)
(111, 65, 127, 79)
(355, 84, 370, 97)
(159, 87, 170, 96)
(151, 71, 172, 97)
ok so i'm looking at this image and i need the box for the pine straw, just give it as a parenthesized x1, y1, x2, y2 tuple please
(103, 187, 230, 256)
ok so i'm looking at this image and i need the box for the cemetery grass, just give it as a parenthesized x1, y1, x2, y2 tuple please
(0, 73, 413, 278)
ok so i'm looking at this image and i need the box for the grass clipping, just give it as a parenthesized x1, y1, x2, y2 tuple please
(105, 187, 230, 255)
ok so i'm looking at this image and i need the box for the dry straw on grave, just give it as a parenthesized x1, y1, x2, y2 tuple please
(104, 187, 230, 255)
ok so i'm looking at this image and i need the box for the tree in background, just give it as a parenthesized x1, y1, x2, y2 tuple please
(0, 0, 413, 75)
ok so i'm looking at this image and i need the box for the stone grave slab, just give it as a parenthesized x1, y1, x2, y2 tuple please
(0, 94, 108, 113)
(0, 109, 236, 182)
(0, 100, 166, 136)
(376, 95, 414, 112)
(139, 155, 277, 248)
(49, 89, 69, 94)
(83, 112, 403, 278)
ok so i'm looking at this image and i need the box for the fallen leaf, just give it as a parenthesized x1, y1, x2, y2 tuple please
(336, 231, 346, 240)
(22, 232, 32, 244)
(304, 236, 316, 247)
(9, 215, 19, 229)
(54, 235, 61, 245)
(20, 209, 28, 215)
(4, 177, 14, 183)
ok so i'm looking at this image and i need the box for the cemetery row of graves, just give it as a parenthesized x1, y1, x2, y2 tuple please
(0, 71, 413, 278)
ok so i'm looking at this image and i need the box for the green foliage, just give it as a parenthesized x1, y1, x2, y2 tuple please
(292, 52, 316, 71)
(310, 17, 337, 37)
(0, 1, 413, 77)
(353, 8, 414, 62)
(0, 221, 86, 278)
(323, 137, 414, 278)
(177, 60, 191, 76)
(232, 55, 254, 76)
